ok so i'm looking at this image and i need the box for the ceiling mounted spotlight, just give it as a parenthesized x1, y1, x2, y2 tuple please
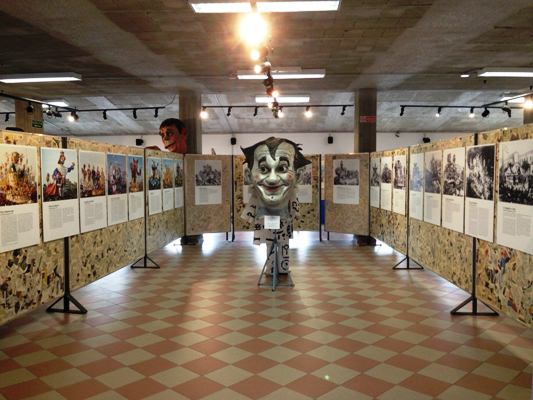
(4, 113, 9, 122)
(68, 111, 79, 122)
(469, 107, 475, 118)
(278, 106, 284, 118)
(45, 108, 53, 117)
(133, 109, 138, 119)
(103, 110, 107, 120)
(400, 106, 405, 116)
(250, 49, 260, 61)
(341, 105, 347, 116)
(481, 108, 490, 118)
(154, 108, 159, 118)
(304, 106, 313, 118)
(254, 64, 262, 74)
(272, 89, 280, 98)
(253, 106, 258, 117)
(200, 106, 208, 119)
(226, 106, 232, 117)
(502, 107, 512, 118)
(26, 101, 33, 113)
(53, 107, 61, 118)
(239, 11, 268, 46)
(435, 107, 442, 117)
(267, 101, 273, 109)
(524, 96, 533, 109)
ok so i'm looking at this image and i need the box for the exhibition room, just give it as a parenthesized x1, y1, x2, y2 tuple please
(0, 1, 532, 399)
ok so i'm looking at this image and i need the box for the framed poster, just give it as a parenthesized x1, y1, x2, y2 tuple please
(392, 155, 406, 215)
(424, 150, 442, 226)
(195, 159, 222, 205)
(370, 157, 380, 208)
(174, 158, 184, 208)
(380, 156, 392, 211)
(162, 158, 174, 211)
(0, 144, 40, 252)
(296, 163, 313, 204)
(79, 150, 107, 233)
(107, 153, 128, 226)
(409, 151, 424, 220)
(127, 155, 144, 220)
(147, 157, 162, 215)
(442, 148, 465, 233)
(332, 159, 360, 205)
(41, 147, 80, 242)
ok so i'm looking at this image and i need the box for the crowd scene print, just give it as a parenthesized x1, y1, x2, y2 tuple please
(466, 145, 495, 200)
(334, 160, 359, 185)
(107, 154, 127, 195)
(79, 151, 106, 198)
(297, 164, 312, 185)
(0, 145, 38, 206)
(128, 156, 144, 192)
(410, 159, 423, 191)
(195, 162, 222, 186)
(175, 160, 184, 187)
(443, 151, 465, 196)
(370, 159, 380, 186)
(424, 152, 442, 194)
(162, 159, 174, 189)
(393, 158, 406, 189)
(148, 158, 162, 190)
(42, 149, 77, 202)
(499, 140, 532, 206)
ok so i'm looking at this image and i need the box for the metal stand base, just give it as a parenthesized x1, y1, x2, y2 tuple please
(450, 296, 499, 316)
(392, 256, 423, 270)
(47, 293, 87, 314)
(257, 237, 294, 291)
(131, 255, 160, 269)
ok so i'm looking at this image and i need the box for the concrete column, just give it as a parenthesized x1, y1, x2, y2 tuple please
(15, 100, 43, 133)
(179, 90, 202, 154)
(354, 88, 377, 153)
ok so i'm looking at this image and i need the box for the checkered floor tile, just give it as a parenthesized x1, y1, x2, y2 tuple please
(0, 232, 531, 399)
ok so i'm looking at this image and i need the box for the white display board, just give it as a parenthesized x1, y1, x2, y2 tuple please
(79, 150, 108, 233)
(41, 147, 80, 242)
(496, 139, 532, 254)
(409, 151, 424, 221)
(442, 147, 465, 233)
(380, 156, 392, 211)
(296, 163, 313, 204)
(195, 159, 222, 205)
(127, 155, 144, 221)
(423, 150, 442, 226)
(174, 158, 184, 208)
(147, 157, 162, 215)
(392, 154, 406, 215)
(0, 144, 40, 252)
(162, 158, 174, 211)
(370, 157, 380, 208)
(464, 144, 495, 242)
(107, 153, 128, 226)
(332, 158, 359, 205)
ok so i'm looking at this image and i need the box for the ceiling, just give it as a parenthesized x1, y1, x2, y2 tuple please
(0, 0, 532, 137)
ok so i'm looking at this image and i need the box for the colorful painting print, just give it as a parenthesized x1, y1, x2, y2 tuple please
(148, 158, 161, 190)
(107, 154, 127, 195)
(499, 139, 532, 206)
(466, 145, 495, 200)
(0, 144, 38, 206)
(162, 159, 174, 189)
(41, 148, 78, 202)
(175, 159, 184, 187)
(128, 155, 144, 192)
(195, 160, 222, 186)
(79, 151, 106, 198)
(424, 151, 442, 194)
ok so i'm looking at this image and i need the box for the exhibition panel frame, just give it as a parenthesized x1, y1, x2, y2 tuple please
(293, 154, 321, 232)
(324, 153, 370, 235)
(233, 155, 253, 232)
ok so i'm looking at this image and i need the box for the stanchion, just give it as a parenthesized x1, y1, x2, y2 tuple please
(258, 235, 294, 291)
(132, 149, 160, 269)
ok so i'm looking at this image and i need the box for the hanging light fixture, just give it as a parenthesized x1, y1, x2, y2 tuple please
(304, 106, 313, 118)
(435, 106, 442, 117)
(469, 107, 475, 118)
(132, 109, 138, 119)
(253, 106, 259, 117)
(154, 108, 159, 118)
(200, 106, 208, 119)
(103, 110, 107, 120)
(481, 108, 490, 118)
(400, 106, 405, 116)
(226, 106, 232, 117)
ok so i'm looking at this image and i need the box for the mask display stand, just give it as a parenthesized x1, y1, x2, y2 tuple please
(257, 232, 294, 292)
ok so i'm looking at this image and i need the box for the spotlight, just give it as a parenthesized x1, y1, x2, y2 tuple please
(254, 64, 262, 74)
(304, 106, 313, 118)
(68, 111, 79, 122)
(253, 106, 258, 117)
(272, 89, 280, 98)
(481, 108, 490, 118)
(278, 107, 284, 118)
(435, 107, 442, 118)
(133, 109, 137, 119)
(341, 105, 347, 116)
(239, 12, 268, 46)
(200, 107, 208, 119)
(400, 106, 405, 116)
(154, 108, 159, 118)
(266, 87, 274, 97)
(327, 135, 333, 144)
(46, 108, 53, 117)
(53, 107, 62, 118)
(103, 110, 107, 120)
(226, 107, 232, 117)
(26, 102, 33, 113)
(524, 96, 533, 109)
(4, 113, 9, 122)
(267, 102, 273, 109)
(250, 49, 260, 61)
(263, 75, 274, 88)
(469, 107, 475, 118)
(502, 107, 512, 118)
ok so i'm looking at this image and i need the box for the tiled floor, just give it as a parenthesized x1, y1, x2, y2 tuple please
(1, 232, 532, 400)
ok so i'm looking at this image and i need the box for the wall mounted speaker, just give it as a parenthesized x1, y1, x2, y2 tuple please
(327, 135, 333, 144)
(230, 137, 237, 145)
(136, 138, 144, 146)
(422, 137, 431, 143)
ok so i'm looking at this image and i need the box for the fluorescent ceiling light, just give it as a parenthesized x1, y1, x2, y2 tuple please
(43, 100, 69, 107)
(0, 72, 81, 83)
(256, 95, 310, 103)
(477, 68, 533, 78)
(238, 69, 325, 80)
(500, 96, 525, 104)
(190, 1, 339, 13)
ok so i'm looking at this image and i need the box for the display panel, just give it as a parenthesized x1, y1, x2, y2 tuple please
(79, 150, 107, 233)
(174, 158, 184, 208)
(332, 158, 360, 205)
(392, 154, 406, 215)
(296, 163, 313, 204)
(442, 147, 465, 233)
(380, 156, 392, 210)
(107, 153, 128, 226)
(147, 157, 162, 215)
(162, 158, 174, 211)
(195, 159, 222, 205)
(370, 157, 380, 208)
(423, 150, 442, 226)
(409, 151, 424, 220)
(127, 155, 144, 220)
